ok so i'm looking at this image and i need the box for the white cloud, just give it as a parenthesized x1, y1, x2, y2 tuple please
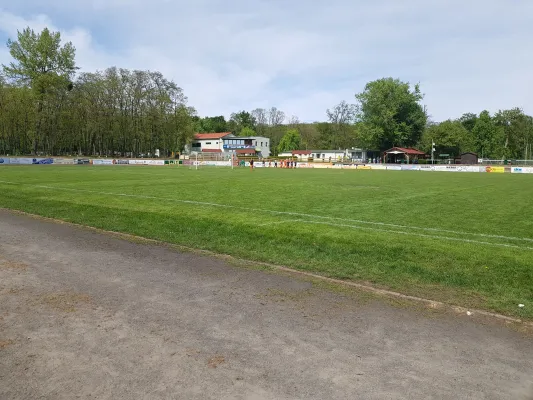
(0, 1, 532, 122)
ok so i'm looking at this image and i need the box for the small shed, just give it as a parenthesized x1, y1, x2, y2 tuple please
(459, 152, 478, 165)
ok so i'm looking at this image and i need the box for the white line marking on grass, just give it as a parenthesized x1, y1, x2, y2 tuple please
(282, 220, 533, 251)
(259, 219, 304, 227)
(1, 179, 532, 245)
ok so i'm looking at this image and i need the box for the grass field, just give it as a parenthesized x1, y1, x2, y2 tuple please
(0, 165, 532, 319)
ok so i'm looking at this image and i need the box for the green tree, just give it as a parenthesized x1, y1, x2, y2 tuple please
(459, 113, 478, 133)
(472, 110, 505, 159)
(2, 27, 77, 154)
(355, 78, 427, 150)
(2, 27, 77, 90)
(493, 108, 533, 159)
(239, 126, 256, 137)
(228, 111, 256, 134)
(277, 129, 301, 153)
(326, 100, 357, 149)
(195, 115, 228, 133)
(315, 122, 336, 149)
(420, 120, 474, 157)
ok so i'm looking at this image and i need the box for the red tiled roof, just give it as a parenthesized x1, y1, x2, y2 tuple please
(194, 132, 232, 140)
(385, 147, 426, 155)
(201, 149, 222, 153)
(236, 149, 257, 154)
(292, 150, 312, 155)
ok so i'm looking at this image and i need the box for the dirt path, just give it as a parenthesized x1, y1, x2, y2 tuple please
(0, 210, 532, 399)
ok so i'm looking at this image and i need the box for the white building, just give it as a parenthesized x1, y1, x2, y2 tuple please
(278, 148, 368, 162)
(189, 133, 271, 158)
(189, 132, 231, 154)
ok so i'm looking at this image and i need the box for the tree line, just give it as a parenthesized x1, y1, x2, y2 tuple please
(1, 27, 532, 160)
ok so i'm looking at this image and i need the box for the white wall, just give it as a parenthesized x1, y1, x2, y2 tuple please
(310, 151, 345, 161)
(194, 140, 224, 152)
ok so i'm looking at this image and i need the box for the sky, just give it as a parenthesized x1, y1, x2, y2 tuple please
(0, 0, 531, 123)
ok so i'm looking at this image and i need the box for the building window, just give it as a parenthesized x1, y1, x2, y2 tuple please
(206, 142, 211, 145)
(260, 142, 263, 146)
(192, 143, 201, 148)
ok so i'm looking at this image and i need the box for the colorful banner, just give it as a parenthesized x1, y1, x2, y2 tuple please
(485, 166, 505, 173)
(33, 158, 53, 164)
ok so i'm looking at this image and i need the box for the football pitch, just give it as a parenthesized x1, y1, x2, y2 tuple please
(0, 166, 532, 319)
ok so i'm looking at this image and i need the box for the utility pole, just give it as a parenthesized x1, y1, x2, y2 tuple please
(431, 142, 436, 164)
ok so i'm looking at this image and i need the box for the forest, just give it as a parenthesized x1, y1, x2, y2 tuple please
(1, 27, 532, 160)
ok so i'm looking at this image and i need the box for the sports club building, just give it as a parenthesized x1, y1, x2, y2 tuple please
(188, 132, 271, 158)
(278, 148, 368, 162)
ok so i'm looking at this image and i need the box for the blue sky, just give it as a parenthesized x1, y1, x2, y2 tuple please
(0, 0, 532, 123)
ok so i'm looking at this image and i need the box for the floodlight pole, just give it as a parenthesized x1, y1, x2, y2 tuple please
(431, 142, 435, 165)
(195, 152, 198, 170)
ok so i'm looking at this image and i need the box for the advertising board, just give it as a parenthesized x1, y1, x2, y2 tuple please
(53, 158, 75, 165)
(33, 158, 53, 164)
(401, 165, 420, 171)
(511, 167, 533, 174)
(91, 159, 115, 165)
(201, 161, 231, 167)
(311, 163, 333, 169)
(0, 157, 10, 164)
(146, 160, 165, 165)
(129, 159, 166, 165)
(386, 165, 402, 171)
(485, 166, 505, 173)
(296, 163, 311, 168)
(9, 157, 34, 164)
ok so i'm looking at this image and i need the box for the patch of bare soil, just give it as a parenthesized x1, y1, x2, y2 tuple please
(38, 292, 92, 313)
(0, 260, 28, 270)
(0, 339, 14, 349)
(207, 355, 225, 369)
